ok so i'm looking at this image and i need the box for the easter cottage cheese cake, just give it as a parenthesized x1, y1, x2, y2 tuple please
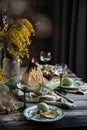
(21, 58, 48, 87)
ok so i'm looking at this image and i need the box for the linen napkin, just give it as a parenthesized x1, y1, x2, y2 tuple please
(5, 74, 76, 109)
(13, 88, 76, 109)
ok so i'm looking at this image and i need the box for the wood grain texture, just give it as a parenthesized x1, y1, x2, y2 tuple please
(0, 93, 87, 129)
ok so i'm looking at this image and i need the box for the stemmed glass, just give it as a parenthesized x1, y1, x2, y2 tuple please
(40, 51, 52, 69)
(17, 87, 27, 113)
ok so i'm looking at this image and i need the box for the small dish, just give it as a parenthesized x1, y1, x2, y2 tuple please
(23, 104, 64, 122)
(62, 80, 84, 89)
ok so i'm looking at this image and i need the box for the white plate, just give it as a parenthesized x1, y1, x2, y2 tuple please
(62, 80, 84, 89)
(17, 78, 60, 94)
(23, 104, 64, 122)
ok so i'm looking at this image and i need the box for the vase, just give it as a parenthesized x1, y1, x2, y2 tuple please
(0, 48, 2, 71)
(3, 57, 20, 78)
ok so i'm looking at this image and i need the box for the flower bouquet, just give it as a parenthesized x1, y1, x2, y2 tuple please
(0, 18, 35, 60)
(0, 18, 35, 78)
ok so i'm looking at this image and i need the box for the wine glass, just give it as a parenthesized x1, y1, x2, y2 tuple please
(40, 51, 52, 69)
(52, 64, 68, 76)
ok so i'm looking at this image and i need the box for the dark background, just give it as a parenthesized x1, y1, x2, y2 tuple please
(0, 0, 87, 81)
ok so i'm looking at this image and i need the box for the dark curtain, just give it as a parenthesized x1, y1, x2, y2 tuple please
(47, 0, 87, 81)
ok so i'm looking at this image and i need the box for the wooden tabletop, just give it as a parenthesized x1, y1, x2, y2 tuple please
(0, 67, 87, 129)
(0, 93, 87, 129)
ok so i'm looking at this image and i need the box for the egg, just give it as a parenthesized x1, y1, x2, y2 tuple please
(0, 84, 10, 92)
(37, 102, 49, 112)
(63, 78, 73, 86)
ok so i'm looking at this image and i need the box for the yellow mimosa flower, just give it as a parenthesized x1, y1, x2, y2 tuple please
(0, 18, 35, 61)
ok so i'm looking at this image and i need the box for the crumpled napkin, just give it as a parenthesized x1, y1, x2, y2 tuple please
(13, 89, 76, 109)
(6, 74, 76, 109)
(39, 92, 75, 109)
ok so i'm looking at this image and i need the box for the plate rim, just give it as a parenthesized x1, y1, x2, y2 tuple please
(62, 80, 84, 89)
(23, 104, 64, 122)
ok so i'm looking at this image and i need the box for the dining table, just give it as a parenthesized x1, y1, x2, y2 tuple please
(0, 66, 87, 129)
(0, 90, 87, 129)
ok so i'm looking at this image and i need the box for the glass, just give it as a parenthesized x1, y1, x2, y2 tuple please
(52, 64, 68, 76)
(0, 49, 2, 71)
(17, 87, 27, 113)
(40, 51, 52, 69)
(3, 57, 20, 78)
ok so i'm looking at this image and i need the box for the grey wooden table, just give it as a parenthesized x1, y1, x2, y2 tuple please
(0, 93, 87, 129)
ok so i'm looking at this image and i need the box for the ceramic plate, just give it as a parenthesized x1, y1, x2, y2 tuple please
(17, 78, 60, 95)
(62, 80, 84, 89)
(23, 104, 64, 122)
